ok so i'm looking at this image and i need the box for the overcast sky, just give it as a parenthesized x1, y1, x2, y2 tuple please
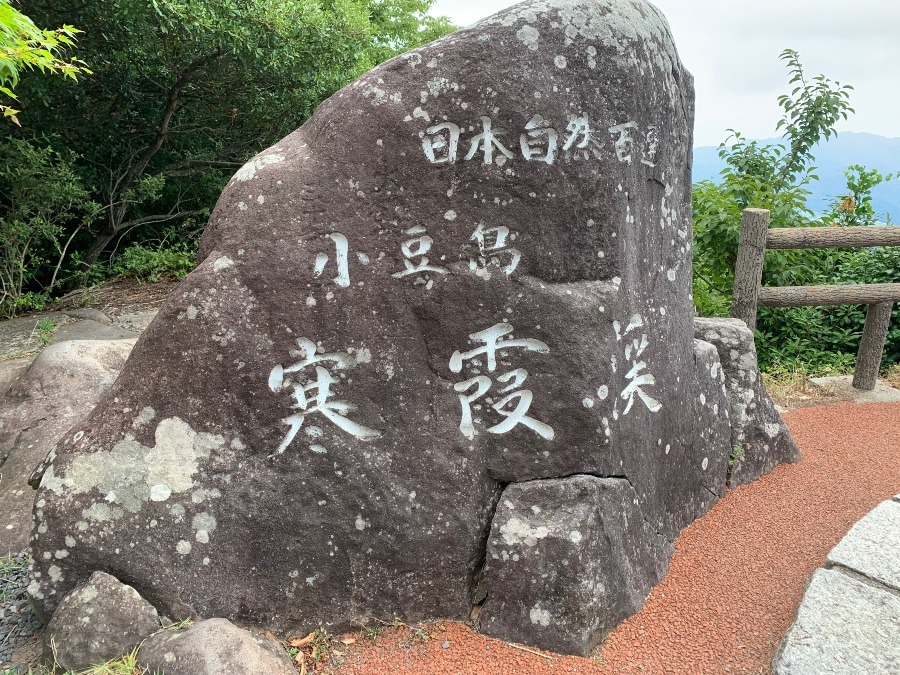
(428, 0, 900, 147)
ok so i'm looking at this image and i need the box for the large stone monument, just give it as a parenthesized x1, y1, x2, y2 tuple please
(27, 0, 798, 656)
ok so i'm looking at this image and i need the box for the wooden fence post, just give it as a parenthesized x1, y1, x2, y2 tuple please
(730, 208, 770, 331)
(852, 302, 893, 391)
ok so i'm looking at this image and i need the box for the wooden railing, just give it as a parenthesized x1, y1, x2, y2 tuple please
(731, 208, 900, 391)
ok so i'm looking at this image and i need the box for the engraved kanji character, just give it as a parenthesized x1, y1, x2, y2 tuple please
(464, 116, 515, 165)
(422, 122, 461, 164)
(519, 115, 558, 164)
(313, 233, 350, 288)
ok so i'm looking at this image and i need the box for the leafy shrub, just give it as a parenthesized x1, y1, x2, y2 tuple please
(755, 246, 900, 371)
(0, 137, 99, 317)
(110, 240, 197, 283)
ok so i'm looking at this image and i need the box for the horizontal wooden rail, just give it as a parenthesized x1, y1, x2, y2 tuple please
(758, 283, 900, 307)
(732, 209, 897, 390)
(767, 225, 900, 250)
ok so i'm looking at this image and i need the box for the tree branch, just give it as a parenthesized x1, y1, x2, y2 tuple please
(118, 209, 205, 230)
(162, 159, 244, 176)
(117, 50, 225, 197)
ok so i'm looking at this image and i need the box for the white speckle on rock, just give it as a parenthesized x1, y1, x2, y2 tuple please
(233, 154, 285, 183)
(48, 565, 63, 583)
(186, 305, 198, 320)
(516, 25, 539, 51)
(582, 397, 594, 409)
(304, 426, 324, 440)
(529, 606, 551, 626)
(597, 385, 609, 400)
(444, 210, 457, 221)
(355, 515, 367, 531)
(554, 55, 567, 69)
(150, 484, 171, 502)
(192, 512, 217, 544)
(213, 256, 234, 272)
(667, 269, 676, 281)
(176, 540, 192, 555)
(569, 530, 583, 544)
(702, 457, 709, 471)
(65, 536, 76, 547)
(500, 517, 550, 547)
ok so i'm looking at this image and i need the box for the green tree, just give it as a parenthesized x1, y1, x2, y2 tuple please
(0, 0, 89, 124)
(693, 49, 900, 373)
(8, 0, 454, 273)
(828, 164, 896, 227)
(0, 137, 99, 315)
(692, 48, 854, 313)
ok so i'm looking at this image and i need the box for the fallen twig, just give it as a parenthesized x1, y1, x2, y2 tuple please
(507, 643, 554, 659)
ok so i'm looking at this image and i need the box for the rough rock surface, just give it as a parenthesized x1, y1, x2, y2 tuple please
(0, 358, 31, 398)
(693, 318, 800, 485)
(50, 319, 137, 343)
(43, 571, 159, 672)
(28, 0, 792, 651)
(137, 618, 295, 675)
(772, 568, 900, 674)
(0, 339, 135, 554)
(478, 476, 672, 655)
(690, 338, 731, 502)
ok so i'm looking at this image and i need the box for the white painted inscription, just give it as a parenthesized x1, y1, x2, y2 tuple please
(422, 114, 656, 166)
(313, 233, 350, 288)
(464, 116, 515, 165)
(519, 115, 558, 164)
(612, 314, 661, 415)
(269, 338, 383, 455)
(391, 225, 448, 285)
(449, 323, 554, 440)
(469, 223, 521, 276)
(422, 122, 460, 164)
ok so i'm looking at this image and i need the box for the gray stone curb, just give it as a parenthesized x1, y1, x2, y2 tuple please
(773, 499, 900, 674)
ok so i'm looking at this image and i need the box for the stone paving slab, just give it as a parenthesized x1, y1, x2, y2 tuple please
(809, 375, 900, 404)
(773, 568, 900, 674)
(828, 500, 900, 592)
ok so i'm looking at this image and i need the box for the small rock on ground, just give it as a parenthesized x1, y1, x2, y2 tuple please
(43, 571, 160, 672)
(138, 618, 296, 675)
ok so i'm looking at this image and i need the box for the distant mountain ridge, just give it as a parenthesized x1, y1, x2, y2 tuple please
(692, 132, 900, 220)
